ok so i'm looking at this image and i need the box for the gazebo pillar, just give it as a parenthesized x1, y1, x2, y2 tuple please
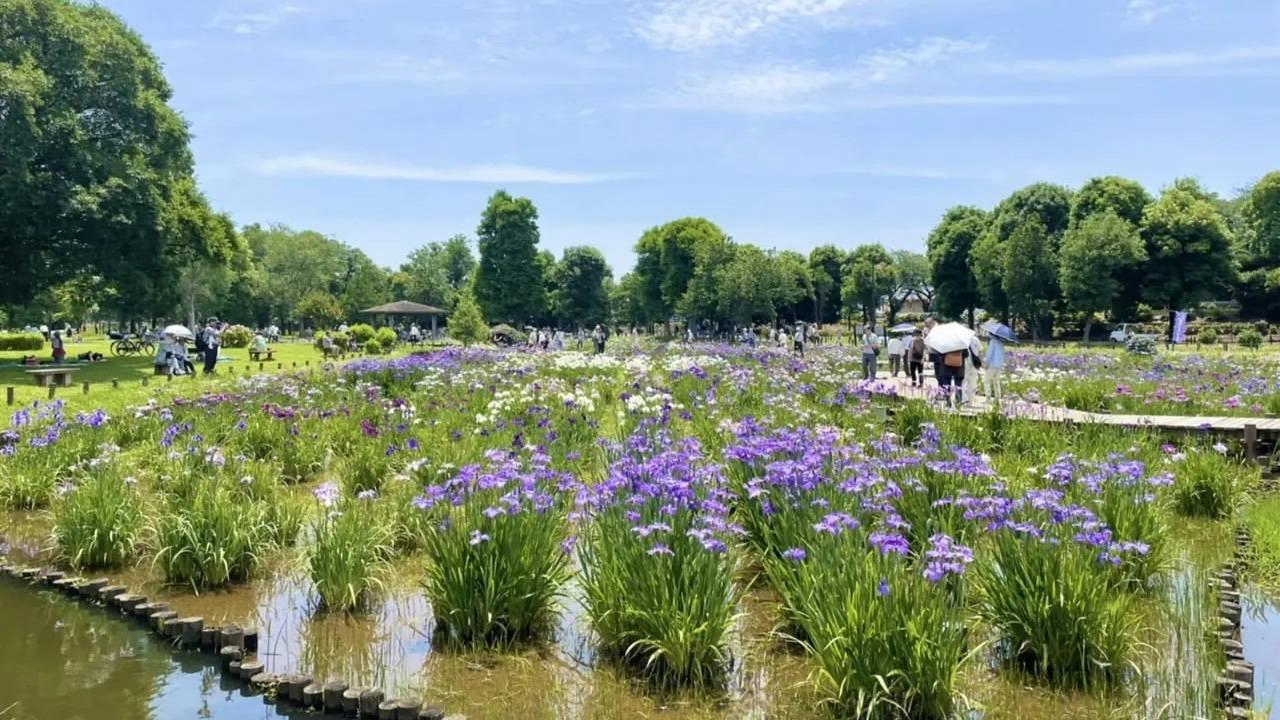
(431, 316, 437, 334)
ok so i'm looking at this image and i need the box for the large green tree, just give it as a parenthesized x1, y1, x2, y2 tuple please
(0, 0, 224, 306)
(550, 246, 613, 328)
(1142, 179, 1237, 337)
(399, 235, 475, 310)
(1059, 210, 1147, 340)
(808, 245, 846, 324)
(926, 207, 986, 326)
(1002, 220, 1058, 340)
(975, 184, 1073, 327)
(633, 218, 729, 326)
(338, 251, 391, 321)
(842, 244, 894, 324)
(888, 249, 931, 322)
(473, 190, 546, 325)
(716, 244, 777, 327)
(1070, 176, 1152, 228)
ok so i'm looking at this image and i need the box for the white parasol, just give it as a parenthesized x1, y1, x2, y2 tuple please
(924, 322, 975, 354)
(161, 324, 194, 340)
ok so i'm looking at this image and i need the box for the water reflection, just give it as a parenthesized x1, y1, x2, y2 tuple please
(1242, 591, 1280, 718)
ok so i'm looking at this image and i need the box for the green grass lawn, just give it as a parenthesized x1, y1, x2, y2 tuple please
(0, 336, 347, 409)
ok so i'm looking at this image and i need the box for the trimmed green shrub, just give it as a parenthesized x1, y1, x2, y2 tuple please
(1196, 328, 1218, 346)
(374, 326, 397, 352)
(0, 333, 44, 351)
(220, 324, 252, 348)
(1238, 329, 1263, 349)
(348, 323, 376, 344)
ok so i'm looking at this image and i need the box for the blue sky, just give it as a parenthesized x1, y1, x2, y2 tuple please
(101, 0, 1280, 275)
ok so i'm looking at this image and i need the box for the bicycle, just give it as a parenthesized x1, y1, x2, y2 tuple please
(110, 334, 156, 357)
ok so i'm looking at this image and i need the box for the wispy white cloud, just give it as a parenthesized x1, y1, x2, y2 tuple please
(654, 37, 990, 112)
(209, 3, 306, 34)
(983, 44, 1280, 79)
(1124, 0, 1178, 25)
(254, 154, 632, 185)
(853, 37, 988, 84)
(637, 0, 873, 52)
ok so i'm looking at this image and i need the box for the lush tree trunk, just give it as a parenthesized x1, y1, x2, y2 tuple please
(1081, 316, 1093, 343)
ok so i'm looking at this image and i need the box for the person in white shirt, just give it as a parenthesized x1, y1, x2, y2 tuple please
(201, 319, 221, 375)
(886, 334, 904, 377)
(860, 327, 880, 380)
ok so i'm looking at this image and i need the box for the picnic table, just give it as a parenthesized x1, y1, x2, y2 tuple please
(249, 349, 275, 362)
(26, 366, 79, 387)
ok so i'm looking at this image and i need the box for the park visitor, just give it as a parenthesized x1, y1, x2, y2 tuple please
(860, 326, 879, 380)
(963, 334, 983, 405)
(907, 330, 926, 387)
(985, 333, 1007, 403)
(51, 330, 66, 363)
(794, 322, 807, 356)
(923, 317, 941, 385)
(886, 333, 903, 377)
(201, 318, 221, 375)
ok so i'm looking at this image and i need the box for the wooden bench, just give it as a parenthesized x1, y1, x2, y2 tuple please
(249, 349, 275, 362)
(26, 367, 79, 387)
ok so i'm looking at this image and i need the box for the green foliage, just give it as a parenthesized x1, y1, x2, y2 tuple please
(449, 292, 489, 346)
(52, 468, 143, 570)
(374, 326, 397, 352)
(474, 190, 546, 324)
(578, 483, 740, 689)
(1238, 328, 1263, 349)
(633, 217, 730, 325)
(1002, 219, 1057, 338)
(0, 333, 44, 351)
(843, 244, 895, 322)
(1142, 180, 1237, 311)
(347, 323, 376, 344)
(975, 526, 1139, 688)
(1059, 210, 1147, 338)
(153, 481, 269, 589)
(1169, 446, 1250, 519)
(927, 206, 987, 323)
(1246, 494, 1280, 584)
(338, 252, 391, 320)
(0, 0, 223, 307)
(295, 290, 346, 330)
(418, 463, 571, 649)
(1196, 328, 1218, 345)
(1071, 176, 1152, 228)
(309, 493, 394, 612)
(220, 324, 252, 348)
(809, 245, 846, 324)
(398, 235, 476, 310)
(1243, 171, 1280, 263)
(550, 246, 613, 328)
(770, 539, 968, 719)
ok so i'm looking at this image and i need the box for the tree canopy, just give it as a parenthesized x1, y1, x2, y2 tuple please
(474, 190, 545, 325)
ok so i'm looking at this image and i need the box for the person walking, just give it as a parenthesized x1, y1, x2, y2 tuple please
(963, 334, 983, 405)
(860, 326, 879, 380)
(50, 330, 66, 363)
(794, 322, 807, 356)
(985, 332, 1007, 404)
(886, 333, 904, 377)
(201, 318, 221, 375)
(906, 330, 926, 388)
(923, 317, 942, 387)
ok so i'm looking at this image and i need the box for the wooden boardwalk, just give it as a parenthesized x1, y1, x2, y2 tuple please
(872, 375, 1280, 446)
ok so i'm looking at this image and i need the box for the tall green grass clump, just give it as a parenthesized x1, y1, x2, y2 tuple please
(769, 530, 972, 720)
(51, 467, 144, 570)
(416, 450, 571, 648)
(1246, 494, 1280, 584)
(153, 480, 270, 589)
(578, 436, 741, 689)
(1168, 443, 1251, 519)
(309, 483, 394, 612)
(974, 493, 1142, 687)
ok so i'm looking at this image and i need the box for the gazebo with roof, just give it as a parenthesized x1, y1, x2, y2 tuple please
(360, 300, 447, 334)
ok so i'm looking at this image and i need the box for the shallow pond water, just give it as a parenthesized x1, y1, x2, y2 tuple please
(2, 513, 1274, 719)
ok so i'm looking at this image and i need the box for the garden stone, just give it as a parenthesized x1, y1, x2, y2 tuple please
(323, 681, 350, 712)
(219, 645, 243, 671)
(239, 659, 264, 680)
(418, 705, 446, 720)
(98, 584, 127, 602)
(180, 617, 204, 648)
(289, 675, 313, 704)
(78, 578, 109, 598)
(359, 689, 385, 717)
(342, 687, 365, 716)
(395, 699, 422, 720)
(378, 700, 400, 720)
(151, 610, 179, 634)
(303, 683, 324, 709)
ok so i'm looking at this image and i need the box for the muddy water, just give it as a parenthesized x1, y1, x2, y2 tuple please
(0, 577, 344, 720)
(2, 511, 1270, 720)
